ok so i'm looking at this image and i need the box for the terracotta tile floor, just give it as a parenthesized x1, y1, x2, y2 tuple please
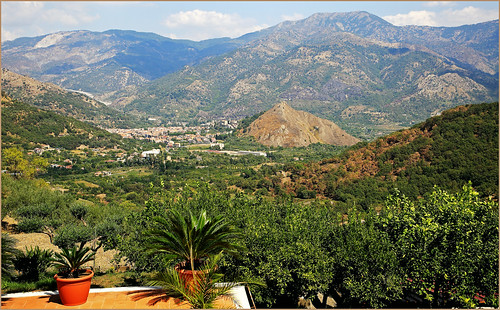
(1, 288, 237, 309)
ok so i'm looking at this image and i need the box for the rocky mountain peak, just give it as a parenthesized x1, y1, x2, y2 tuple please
(246, 102, 360, 148)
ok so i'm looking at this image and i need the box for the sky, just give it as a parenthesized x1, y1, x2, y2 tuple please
(1, 1, 499, 42)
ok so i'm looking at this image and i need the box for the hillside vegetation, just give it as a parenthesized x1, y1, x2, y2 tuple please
(1, 69, 148, 128)
(283, 102, 498, 208)
(1, 94, 126, 150)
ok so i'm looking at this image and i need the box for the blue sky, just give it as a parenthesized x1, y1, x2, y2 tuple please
(2, 1, 498, 42)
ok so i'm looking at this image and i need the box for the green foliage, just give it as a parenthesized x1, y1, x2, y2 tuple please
(379, 183, 499, 308)
(69, 201, 89, 222)
(328, 212, 403, 308)
(120, 183, 340, 307)
(52, 244, 95, 278)
(119, 181, 498, 308)
(1, 233, 20, 280)
(1, 274, 57, 293)
(53, 225, 93, 250)
(1, 147, 49, 178)
(1, 175, 53, 219)
(13, 246, 54, 282)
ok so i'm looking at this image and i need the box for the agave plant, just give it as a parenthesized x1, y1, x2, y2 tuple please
(51, 244, 95, 278)
(146, 209, 244, 273)
(148, 252, 237, 309)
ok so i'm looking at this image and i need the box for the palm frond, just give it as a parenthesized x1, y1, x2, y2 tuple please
(51, 244, 95, 278)
(145, 209, 245, 270)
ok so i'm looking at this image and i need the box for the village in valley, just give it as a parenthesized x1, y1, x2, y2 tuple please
(105, 119, 238, 146)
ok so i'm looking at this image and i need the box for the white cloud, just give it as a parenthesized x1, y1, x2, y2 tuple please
(41, 8, 99, 26)
(383, 6, 498, 26)
(383, 10, 438, 26)
(281, 13, 305, 21)
(423, 1, 456, 8)
(163, 9, 267, 41)
(2, 29, 21, 42)
(1, 2, 44, 26)
(440, 6, 499, 26)
(1, 2, 99, 41)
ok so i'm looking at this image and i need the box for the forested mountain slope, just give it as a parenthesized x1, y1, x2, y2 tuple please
(1, 94, 125, 150)
(282, 102, 498, 207)
(1, 68, 147, 128)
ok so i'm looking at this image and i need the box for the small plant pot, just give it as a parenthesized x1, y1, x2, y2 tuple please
(54, 269, 94, 306)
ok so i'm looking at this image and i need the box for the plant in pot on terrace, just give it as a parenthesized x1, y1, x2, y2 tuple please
(145, 209, 244, 282)
(144, 251, 239, 309)
(51, 244, 95, 306)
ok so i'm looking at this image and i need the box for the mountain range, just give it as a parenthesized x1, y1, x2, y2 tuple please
(2, 11, 498, 139)
(1, 29, 259, 98)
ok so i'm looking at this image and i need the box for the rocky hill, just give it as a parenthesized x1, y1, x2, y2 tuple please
(110, 12, 498, 138)
(245, 102, 360, 147)
(1, 29, 254, 99)
(1, 68, 147, 128)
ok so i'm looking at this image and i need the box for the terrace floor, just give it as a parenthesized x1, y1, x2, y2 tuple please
(1, 286, 250, 309)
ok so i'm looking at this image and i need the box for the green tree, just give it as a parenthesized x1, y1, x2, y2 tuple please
(327, 211, 403, 308)
(1, 147, 48, 178)
(380, 183, 499, 308)
(13, 246, 54, 281)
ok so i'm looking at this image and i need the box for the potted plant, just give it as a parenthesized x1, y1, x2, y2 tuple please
(52, 243, 95, 306)
(148, 252, 238, 308)
(146, 209, 244, 287)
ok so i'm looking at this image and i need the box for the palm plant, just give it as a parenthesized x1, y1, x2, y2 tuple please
(51, 244, 95, 278)
(145, 209, 244, 273)
(13, 246, 54, 281)
(148, 252, 237, 309)
(1, 233, 20, 280)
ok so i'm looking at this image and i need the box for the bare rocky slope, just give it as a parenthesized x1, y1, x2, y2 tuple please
(246, 102, 360, 147)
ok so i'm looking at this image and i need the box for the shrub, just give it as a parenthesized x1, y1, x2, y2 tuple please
(1, 233, 20, 280)
(53, 225, 93, 249)
(16, 217, 44, 233)
(13, 246, 54, 281)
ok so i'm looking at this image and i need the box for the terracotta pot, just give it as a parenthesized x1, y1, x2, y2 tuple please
(175, 261, 207, 291)
(54, 270, 94, 306)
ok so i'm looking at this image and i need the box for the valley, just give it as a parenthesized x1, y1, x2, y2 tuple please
(1, 9, 498, 309)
